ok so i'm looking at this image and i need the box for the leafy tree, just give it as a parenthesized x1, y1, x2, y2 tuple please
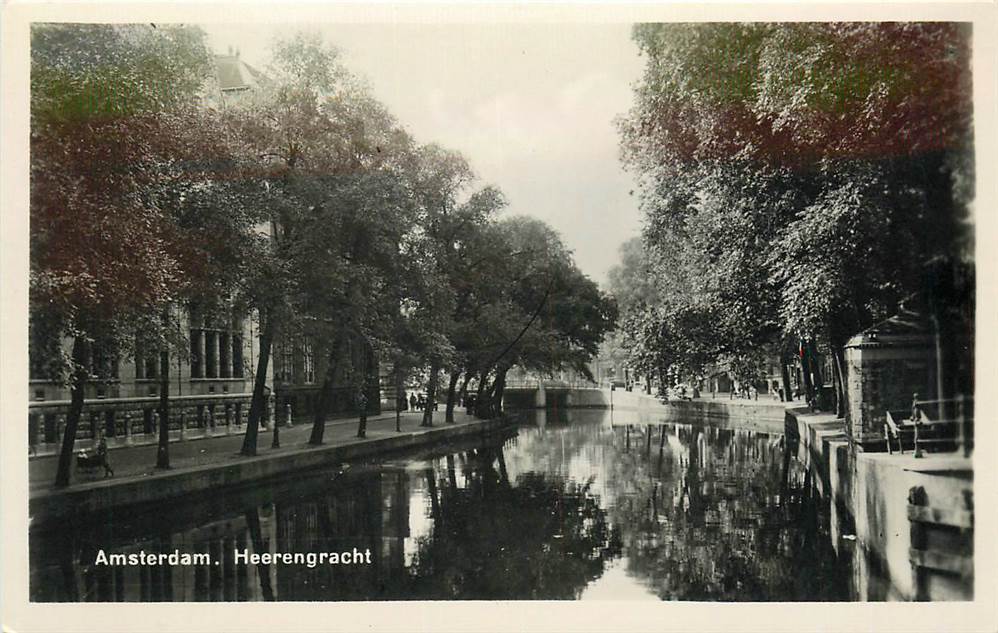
(30, 24, 238, 485)
(616, 23, 974, 412)
(220, 32, 408, 451)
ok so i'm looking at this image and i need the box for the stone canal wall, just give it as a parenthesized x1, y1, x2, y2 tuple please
(787, 408, 973, 601)
(29, 416, 515, 525)
(505, 387, 788, 433)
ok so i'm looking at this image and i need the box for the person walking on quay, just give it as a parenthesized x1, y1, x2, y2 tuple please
(409, 393, 418, 411)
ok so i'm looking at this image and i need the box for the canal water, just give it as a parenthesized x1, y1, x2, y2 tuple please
(30, 409, 865, 601)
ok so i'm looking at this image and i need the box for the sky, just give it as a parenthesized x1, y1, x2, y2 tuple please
(202, 23, 645, 286)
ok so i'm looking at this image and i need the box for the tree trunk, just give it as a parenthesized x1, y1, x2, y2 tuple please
(309, 333, 344, 446)
(808, 338, 824, 386)
(54, 336, 89, 488)
(356, 337, 369, 439)
(356, 387, 368, 438)
(241, 313, 275, 456)
(457, 371, 471, 407)
(474, 368, 490, 419)
(799, 342, 815, 408)
(832, 344, 848, 419)
(444, 371, 461, 423)
(491, 366, 509, 417)
(156, 345, 170, 469)
(421, 358, 440, 427)
(394, 361, 403, 432)
(781, 353, 794, 402)
(806, 338, 825, 408)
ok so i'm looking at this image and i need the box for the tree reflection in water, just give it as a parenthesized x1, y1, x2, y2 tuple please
(603, 421, 852, 601)
(404, 444, 622, 599)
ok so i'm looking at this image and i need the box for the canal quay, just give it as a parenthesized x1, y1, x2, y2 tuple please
(28, 390, 973, 602)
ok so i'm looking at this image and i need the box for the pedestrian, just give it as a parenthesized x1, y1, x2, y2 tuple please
(409, 393, 418, 411)
(95, 430, 114, 478)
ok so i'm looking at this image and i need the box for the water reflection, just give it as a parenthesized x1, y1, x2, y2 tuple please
(31, 409, 858, 601)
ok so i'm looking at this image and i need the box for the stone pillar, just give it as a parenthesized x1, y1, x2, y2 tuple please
(124, 411, 133, 445)
(199, 330, 207, 378)
(56, 413, 66, 448)
(207, 405, 215, 436)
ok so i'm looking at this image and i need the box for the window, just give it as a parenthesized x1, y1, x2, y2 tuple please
(205, 331, 217, 378)
(232, 334, 244, 378)
(135, 340, 158, 380)
(191, 306, 246, 380)
(280, 342, 294, 383)
(219, 332, 231, 378)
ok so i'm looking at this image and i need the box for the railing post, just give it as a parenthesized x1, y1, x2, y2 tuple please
(55, 413, 66, 449)
(124, 411, 133, 445)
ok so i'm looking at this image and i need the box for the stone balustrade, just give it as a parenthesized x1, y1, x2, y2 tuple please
(27, 392, 261, 456)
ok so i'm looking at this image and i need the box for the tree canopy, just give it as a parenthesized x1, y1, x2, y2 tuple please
(613, 23, 974, 405)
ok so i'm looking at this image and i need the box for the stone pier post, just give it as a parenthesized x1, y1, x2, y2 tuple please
(124, 411, 133, 445)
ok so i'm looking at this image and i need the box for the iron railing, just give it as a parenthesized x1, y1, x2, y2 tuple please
(884, 394, 973, 457)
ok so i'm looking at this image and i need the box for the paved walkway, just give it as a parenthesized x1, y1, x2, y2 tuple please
(30, 409, 474, 493)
